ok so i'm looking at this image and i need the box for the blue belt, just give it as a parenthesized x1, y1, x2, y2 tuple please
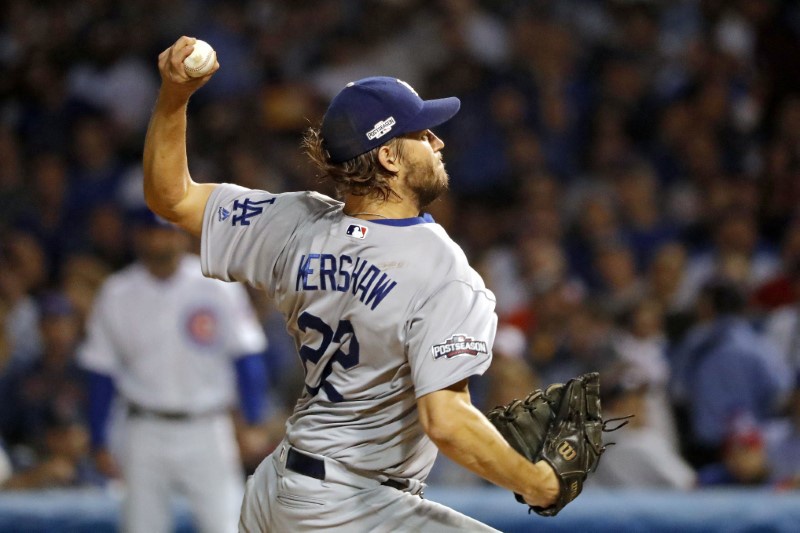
(285, 447, 410, 491)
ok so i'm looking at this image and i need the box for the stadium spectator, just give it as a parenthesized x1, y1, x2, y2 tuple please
(0, 263, 41, 364)
(670, 279, 793, 467)
(534, 302, 617, 386)
(697, 414, 772, 487)
(12, 153, 78, 282)
(613, 163, 680, 270)
(0, 292, 86, 452)
(677, 208, 780, 308)
(752, 220, 800, 312)
(1, 404, 102, 490)
(592, 240, 646, 319)
(565, 193, 625, 287)
(763, 261, 800, 374)
(65, 114, 129, 232)
(764, 374, 800, 489)
(612, 297, 679, 450)
(66, 19, 159, 138)
(592, 364, 695, 489)
(482, 324, 538, 410)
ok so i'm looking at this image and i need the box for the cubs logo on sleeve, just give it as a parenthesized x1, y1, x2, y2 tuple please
(431, 334, 488, 360)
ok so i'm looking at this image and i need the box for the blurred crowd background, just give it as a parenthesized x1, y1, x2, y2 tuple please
(2, 0, 800, 494)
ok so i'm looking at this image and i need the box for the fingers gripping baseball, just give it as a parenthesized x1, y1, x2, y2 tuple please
(158, 36, 219, 93)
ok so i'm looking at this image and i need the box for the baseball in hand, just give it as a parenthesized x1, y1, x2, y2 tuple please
(183, 39, 216, 78)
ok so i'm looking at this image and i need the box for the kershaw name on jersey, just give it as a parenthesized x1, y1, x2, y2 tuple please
(296, 253, 397, 310)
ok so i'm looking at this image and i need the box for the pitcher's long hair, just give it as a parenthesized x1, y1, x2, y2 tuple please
(302, 126, 405, 202)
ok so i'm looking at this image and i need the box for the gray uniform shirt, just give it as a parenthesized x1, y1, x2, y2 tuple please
(202, 184, 496, 480)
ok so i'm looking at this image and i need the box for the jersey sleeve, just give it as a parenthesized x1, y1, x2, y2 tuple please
(406, 279, 497, 398)
(201, 184, 327, 297)
(77, 284, 121, 376)
(219, 281, 268, 358)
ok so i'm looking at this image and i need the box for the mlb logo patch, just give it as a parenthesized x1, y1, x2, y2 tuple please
(346, 224, 368, 239)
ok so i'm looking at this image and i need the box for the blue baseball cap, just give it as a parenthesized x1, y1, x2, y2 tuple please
(126, 207, 178, 230)
(321, 76, 461, 163)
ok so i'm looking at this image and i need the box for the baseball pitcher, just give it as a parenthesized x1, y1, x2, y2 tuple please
(143, 36, 563, 532)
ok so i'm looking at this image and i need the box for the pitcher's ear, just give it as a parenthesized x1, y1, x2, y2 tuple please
(378, 144, 400, 173)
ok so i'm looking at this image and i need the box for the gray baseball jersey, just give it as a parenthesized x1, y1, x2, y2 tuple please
(202, 184, 496, 480)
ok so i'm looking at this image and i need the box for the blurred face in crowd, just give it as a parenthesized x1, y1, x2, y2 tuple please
(489, 85, 528, 128)
(46, 422, 90, 462)
(715, 215, 757, 255)
(520, 237, 566, 292)
(615, 168, 658, 225)
(595, 245, 637, 290)
(649, 243, 687, 299)
(717, 252, 750, 284)
(72, 117, 114, 171)
(723, 438, 769, 485)
(683, 131, 722, 181)
(133, 226, 190, 278)
(603, 59, 645, 105)
(566, 307, 611, 360)
(606, 386, 648, 428)
(695, 291, 716, 323)
(520, 174, 560, 210)
(88, 205, 127, 259)
(32, 153, 68, 210)
(629, 299, 664, 339)
(2, 232, 47, 294)
(533, 283, 575, 328)
(40, 313, 80, 360)
(0, 269, 24, 303)
(507, 130, 544, 170)
(579, 197, 619, 242)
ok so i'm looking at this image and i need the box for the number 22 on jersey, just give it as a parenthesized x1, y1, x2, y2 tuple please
(297, 312, 360, 402)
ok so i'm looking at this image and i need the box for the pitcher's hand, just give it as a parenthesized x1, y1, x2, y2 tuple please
(157, 36, 219, 100)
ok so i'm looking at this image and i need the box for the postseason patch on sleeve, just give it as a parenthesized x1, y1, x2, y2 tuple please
(431, 334, 488, 360)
